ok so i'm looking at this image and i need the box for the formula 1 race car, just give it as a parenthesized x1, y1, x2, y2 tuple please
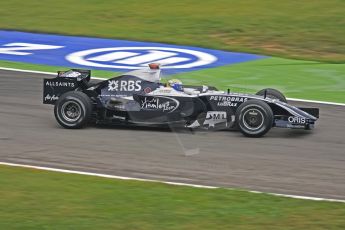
(43, 63, 319, 137)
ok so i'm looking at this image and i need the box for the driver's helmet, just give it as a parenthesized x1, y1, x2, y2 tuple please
(167, 79, 183, 92)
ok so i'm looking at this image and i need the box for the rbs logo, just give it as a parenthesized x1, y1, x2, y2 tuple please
(108, 80, 142, 92)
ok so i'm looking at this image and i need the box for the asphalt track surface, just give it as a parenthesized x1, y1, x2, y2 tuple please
(0, 70, 344, 199)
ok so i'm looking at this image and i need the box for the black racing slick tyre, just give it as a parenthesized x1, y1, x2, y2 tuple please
(256, 88, 287, 103)
(54, 91, 93, 129)
(235, 100, 273, 137)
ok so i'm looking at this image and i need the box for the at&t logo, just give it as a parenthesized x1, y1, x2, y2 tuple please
(66, 47, 217, 69)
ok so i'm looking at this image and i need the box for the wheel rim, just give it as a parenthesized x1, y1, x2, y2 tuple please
(242, 108, 264, 131)
(61, 101, 82, 122)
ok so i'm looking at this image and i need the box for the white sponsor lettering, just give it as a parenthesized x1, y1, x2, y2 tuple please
(44, 94, 59, 101)
(66, 47, 217, 69)
(288, 116, 306, 124)
(108, 80, 142, 91)
(217, 101, 238, 107)
(45, 81, 75, 87)
(141, 96, 179, 113)
(0, 43, 63, 55)
(63, 71, 81, 78)
(204, 111, 227, 127)
(120, 80, 126, 90)
(210, 96, 248, 107)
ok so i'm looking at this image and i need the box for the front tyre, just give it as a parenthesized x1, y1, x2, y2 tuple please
(256, 88, 287, 103)
(236, 100, 273, 137)
(54, 91, 93, 129)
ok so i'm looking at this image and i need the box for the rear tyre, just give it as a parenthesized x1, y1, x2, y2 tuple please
(235, 100, 273, 137)
(54, 91, 93, 129)
(256, 88, 287, 103)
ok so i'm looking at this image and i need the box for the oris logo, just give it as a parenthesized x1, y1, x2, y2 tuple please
(288, 116, 306, 124)
(66, 47, 217, 69)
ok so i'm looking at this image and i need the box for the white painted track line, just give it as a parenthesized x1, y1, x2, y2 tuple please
(0, 161, 217, 189)
(287, 97, 345, 106)
(0, 66, 108, 80)
(0, 66, 56, 75)
(1, 161, 345, 203)
(0, 66, 344, 106)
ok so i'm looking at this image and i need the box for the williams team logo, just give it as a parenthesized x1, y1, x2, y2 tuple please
(66, 47, 217, 70)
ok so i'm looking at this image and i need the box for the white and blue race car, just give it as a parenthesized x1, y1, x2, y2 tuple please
(43, 63, 319, 137)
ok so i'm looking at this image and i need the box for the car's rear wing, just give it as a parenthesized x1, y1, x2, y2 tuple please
(43, 69, 91, 104)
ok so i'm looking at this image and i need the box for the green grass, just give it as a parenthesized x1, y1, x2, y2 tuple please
(0, 60, 119, 78)
(0, 165, 344, 230)
(0, 0, 345, 62)
(1, 59, 344, 103)
(174, 58, 345, 103)
(0, 0, 344, 103)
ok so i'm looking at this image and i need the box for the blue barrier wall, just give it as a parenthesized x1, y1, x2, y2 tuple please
(0, 30, 266, 73)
